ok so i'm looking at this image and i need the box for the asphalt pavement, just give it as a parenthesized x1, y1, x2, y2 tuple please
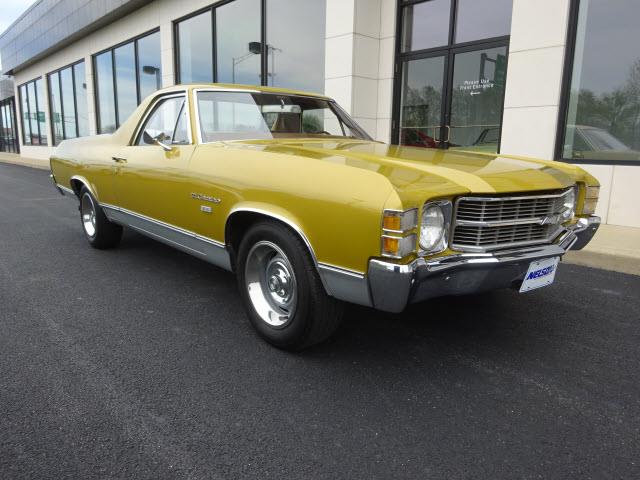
(1, 163, 639, 480)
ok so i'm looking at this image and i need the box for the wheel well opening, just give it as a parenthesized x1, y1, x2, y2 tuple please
(225, 211, 313, 272)
(70, 179, 83, 197)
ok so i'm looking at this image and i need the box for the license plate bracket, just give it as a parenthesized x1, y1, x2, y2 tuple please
(519, 256, 560, 293)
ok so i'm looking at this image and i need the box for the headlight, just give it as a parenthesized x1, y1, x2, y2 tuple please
(419, 201, 451, 253)
(561, 187, 576, 222)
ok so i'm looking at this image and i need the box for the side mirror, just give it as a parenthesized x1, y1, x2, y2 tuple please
(143, 129, 172, 152)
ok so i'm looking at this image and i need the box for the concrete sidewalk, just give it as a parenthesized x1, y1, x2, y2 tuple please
(0, 152, 49, 170)
(2, 153, 639, 276)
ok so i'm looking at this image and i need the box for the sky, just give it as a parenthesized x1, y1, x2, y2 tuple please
(0, 0, 35, 70)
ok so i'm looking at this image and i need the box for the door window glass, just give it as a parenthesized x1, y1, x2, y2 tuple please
(401, 0, 451, 52)
(449, 46, 507, 152)
(137, 96, 189, 145)
(399, 56, 445, 148)
(455, 0, 513, 44)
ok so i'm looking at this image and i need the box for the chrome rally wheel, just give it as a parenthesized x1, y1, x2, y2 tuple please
(244, 241, 297, 327)
(80, 192, 97, 238)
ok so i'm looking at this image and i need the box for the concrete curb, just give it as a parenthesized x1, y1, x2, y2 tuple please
(564, 251, 640, 276)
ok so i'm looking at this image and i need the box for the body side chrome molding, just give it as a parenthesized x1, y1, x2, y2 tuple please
(101, 203, 232, 271)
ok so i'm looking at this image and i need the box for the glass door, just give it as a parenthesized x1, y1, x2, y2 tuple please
(399, 55, 446, 148)
(393, 0, 512, 153)
(447, 46, 508, 151)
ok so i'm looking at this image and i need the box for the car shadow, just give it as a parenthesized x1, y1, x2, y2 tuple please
(115, 229, 558, 366)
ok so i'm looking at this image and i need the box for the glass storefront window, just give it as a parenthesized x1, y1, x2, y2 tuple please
(138, 32, 162, 101)
(19, 85, 31, 145)
(35, 79, 47, 145)
(18, 79, 46, 145)
(94, 30, 162, 133)
(455, 0, 513, 44)
(561, 0, 640, 162)
(114, 42, 137, 125)
(95, 51, 117, 133)
(48, 61, 89, 145)
(48, 72, 64, 144)
(59, 67, 77, 139)
(175, 0, 326, 93)
(266, 0, 326, 93)
(74, 62, 89, 137)
(401, 0, 451, 52)
(177, 11, 213, 83)
(216, 0, 261, 85)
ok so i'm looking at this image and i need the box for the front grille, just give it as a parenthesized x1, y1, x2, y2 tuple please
(451, 189, 572, 251)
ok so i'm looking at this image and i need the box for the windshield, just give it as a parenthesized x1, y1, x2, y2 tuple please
(581, 127, 630, 151)
(196, 91, 371, 142)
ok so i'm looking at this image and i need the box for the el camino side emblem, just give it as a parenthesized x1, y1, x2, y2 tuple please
(191, 193, 221, 204)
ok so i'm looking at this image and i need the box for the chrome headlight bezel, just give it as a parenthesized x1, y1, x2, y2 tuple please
(419, 200, 452, 254)
(561, 186, 577, 222)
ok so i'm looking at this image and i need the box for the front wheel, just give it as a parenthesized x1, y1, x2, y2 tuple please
(79, 186, 123, 249)
(236, 221, 344, 350)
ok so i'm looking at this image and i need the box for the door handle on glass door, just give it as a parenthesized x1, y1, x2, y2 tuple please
(442, 125, 451, 144)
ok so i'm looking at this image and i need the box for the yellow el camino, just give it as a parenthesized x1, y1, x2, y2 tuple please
(50, 84, 601, 349)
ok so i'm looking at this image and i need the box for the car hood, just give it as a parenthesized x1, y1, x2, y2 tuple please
(227, 138, 596, 206)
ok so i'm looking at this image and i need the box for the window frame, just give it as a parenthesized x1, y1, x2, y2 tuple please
(47, 59, 85, 146)
(92, 28, 161, 134)
(555, 0, 640, 166)
(17, 77, 47, 146)
(131, 91, 193, 146)
(392, 0, 511, 149)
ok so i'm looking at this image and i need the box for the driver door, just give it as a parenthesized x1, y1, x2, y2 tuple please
(114, 92, 196, 229)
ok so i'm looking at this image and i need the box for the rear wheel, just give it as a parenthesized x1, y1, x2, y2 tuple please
(237, 221, 344, 350)
(79, 186, 122, 249)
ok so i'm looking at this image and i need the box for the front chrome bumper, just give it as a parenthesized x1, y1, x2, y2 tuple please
(367, 216, 600, 313)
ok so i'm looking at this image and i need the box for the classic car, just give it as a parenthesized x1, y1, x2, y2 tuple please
(50, 84, 601, 350)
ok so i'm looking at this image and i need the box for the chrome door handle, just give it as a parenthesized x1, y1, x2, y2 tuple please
(112, 156, 127, 163)
(443, 125, 451, 144)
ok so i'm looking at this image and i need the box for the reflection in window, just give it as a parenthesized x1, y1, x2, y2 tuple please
(138, 32, 162, 100)
(455, 0, 513, 44)
(562, 0, 640, 162)
(94, 30, 162, 133)
(197, 91, 369, 142)
(177, 11, 213, 83)
(48, 61, 89, 145)
(175, 0, 326, 93)
(449, 47, 507, 151)
(266, 0, 326, 93)
(401, 0, 451, 52)
(217, 0, 261, 85)
(115, 43, 137, 126)
(95, 51, 116, 133)
(19, 78, 47, 145)
(399, 56, 445, 148)
(138, 96, 189, 145)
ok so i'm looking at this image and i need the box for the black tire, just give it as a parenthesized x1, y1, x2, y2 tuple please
(236, 221, 344, 350)
(79, 186, 123, 249)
